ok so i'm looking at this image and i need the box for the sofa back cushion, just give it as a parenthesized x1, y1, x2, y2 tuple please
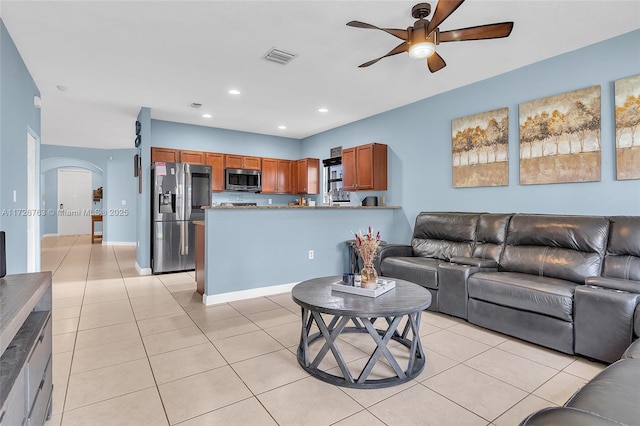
(412, 212, 479, 261)
(501, 214, 609, 283)
(472, 214, 512, 262)
(604, 216, 640, 281)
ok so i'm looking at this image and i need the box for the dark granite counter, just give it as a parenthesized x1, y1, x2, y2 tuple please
(203, 205, 401, 210)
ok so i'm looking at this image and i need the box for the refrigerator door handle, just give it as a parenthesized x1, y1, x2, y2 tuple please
(184, 223, 189, 256)
(185, 166, 192, 220)
(180, 221, 186, 256)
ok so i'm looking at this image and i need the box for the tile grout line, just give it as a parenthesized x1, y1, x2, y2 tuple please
(115, 244, 173, 426)
(56, 235, 90, 425)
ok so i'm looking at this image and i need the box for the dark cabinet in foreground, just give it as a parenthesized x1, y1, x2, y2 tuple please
(0, 272, 53, 426)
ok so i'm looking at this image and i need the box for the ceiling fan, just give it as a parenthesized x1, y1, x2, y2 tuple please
(347, 0, 514, 73)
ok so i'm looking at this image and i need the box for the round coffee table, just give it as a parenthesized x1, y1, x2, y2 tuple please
(291, 276, 432, 389)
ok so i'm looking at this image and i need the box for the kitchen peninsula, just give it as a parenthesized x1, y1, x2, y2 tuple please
(200, 205, 402, 305)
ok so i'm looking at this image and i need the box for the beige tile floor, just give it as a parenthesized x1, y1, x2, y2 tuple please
(42, 235, 607, 426)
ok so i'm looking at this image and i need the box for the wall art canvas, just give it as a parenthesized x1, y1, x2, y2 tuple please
(615, 74, 640, 180)
(519, 86, 601, 185)
(452, 107, 509, 188)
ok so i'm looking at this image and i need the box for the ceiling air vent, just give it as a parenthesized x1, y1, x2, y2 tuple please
(262, 48, 297, 65)
(188, 102, 202, 109)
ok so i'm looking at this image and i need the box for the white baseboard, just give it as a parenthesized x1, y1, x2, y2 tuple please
(103, 241, 136, 246)
(204, 282, 299, 305)
(135, 262, 152, 276)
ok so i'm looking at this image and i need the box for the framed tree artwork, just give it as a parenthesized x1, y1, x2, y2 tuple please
(451, 107, 509, 188)
(615, 74, 640, 180)
(519, 86, 601, 185)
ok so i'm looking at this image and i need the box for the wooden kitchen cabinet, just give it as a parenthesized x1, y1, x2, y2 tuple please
(342, 143, 387, 191)
(180, 150, 206, 164)
(206, 153, 225, 192)
(151, 147, 180, 163)
(243, 156, 261, 170)
(262, 158, 292, 194)
(295, 158, 320, 194)
(225, 155, 261, 170)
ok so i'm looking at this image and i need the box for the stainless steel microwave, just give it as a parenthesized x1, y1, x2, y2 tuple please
(225, 168, 262, 192)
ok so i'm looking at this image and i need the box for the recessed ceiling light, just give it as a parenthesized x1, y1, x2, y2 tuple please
(318, 108, 329, 113)
(278, 125, 287, 130)
(228, 89, 241, 95)
(202, 114, 212, 118)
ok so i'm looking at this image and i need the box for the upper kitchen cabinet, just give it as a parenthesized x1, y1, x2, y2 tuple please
(296, 158, 320, 194)
(151, 147, 180, 163)
(342, 143, 388, 191)
(206, 153, 225, 192)
(262, 158, 292, 194)
(180, 150, 206, 164)
(225, 155, 261, 170)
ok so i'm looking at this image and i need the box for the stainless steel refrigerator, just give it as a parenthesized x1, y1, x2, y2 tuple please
(151, 162, 211, 273)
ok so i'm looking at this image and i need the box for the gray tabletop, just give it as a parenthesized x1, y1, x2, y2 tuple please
(291, 276, 432, 317)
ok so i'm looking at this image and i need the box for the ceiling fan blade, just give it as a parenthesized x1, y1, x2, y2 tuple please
(427, 0, 465, 35)
(347, 20, 408, 40)
(427, 52, 446, 73)
(439, 22, 514, 42)
(358, 42, 409, 67)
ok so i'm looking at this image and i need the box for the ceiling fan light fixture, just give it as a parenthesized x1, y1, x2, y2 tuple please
(408, 41, 436, 59)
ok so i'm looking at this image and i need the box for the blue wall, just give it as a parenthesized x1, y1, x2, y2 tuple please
(151, 119, 301, 159)
(151, 120, 305, 206)
(205, 207, 400, 297)
(302, 29, 640, 242)
(0, 20, 41, 274)
(104, 149, 138, 243)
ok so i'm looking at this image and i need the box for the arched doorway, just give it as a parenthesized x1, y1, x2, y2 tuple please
(40, 157, 104, 238)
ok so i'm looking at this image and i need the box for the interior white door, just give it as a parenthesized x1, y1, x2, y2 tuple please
(57, 169, 92, 235)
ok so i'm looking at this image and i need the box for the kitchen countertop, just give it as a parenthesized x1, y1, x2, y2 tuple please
(203, 205, 401, 210)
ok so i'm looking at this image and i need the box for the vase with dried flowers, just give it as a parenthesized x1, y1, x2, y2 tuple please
(353, 227, 381, 289)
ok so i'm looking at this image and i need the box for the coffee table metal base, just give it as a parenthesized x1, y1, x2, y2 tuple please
(296, 307, 425, 389)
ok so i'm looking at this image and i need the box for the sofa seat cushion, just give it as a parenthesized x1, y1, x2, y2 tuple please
(380, 257, 440, 289)
(565, 359, 640, 426)
(468, 272, 577, 321)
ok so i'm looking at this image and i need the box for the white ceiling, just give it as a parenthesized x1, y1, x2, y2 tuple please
(1, 1, 639, 149)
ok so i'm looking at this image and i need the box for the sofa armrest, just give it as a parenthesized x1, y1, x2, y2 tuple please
(450, 256, 499, 268)
(575, 286, 640, 362)
(585, 276, 640, 293)
(375, 244, 413, 273)
(438, 262, 498, 319)
(377, 244, 413, 262)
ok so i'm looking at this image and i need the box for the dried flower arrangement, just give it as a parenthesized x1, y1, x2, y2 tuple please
(353, 227, 381, 284)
